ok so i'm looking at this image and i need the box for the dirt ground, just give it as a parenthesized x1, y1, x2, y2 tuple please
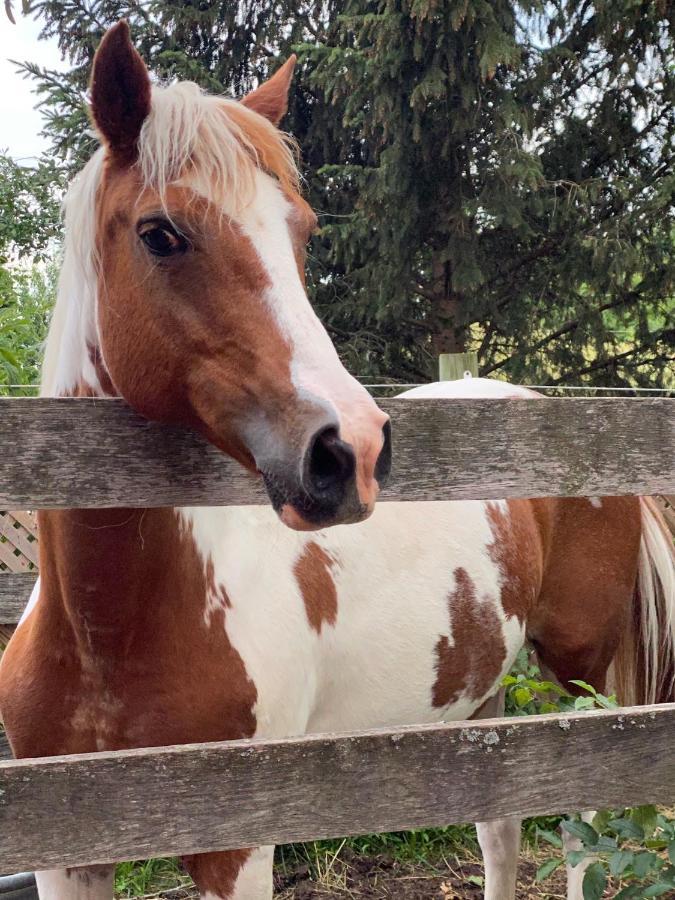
(273, 849, 570, 899)
(146, 849, 571, 899)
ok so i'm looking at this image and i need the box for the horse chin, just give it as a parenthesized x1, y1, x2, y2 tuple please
(278, 499, 373, 532)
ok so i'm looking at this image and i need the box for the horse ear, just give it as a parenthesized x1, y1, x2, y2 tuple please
(241, 55, 296, 125)
(90, 20, 151, 159)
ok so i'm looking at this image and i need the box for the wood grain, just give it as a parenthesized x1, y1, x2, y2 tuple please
(0, 573, 34, 624)
(0, 397, 673, 508)
(0, 704, 673, 872)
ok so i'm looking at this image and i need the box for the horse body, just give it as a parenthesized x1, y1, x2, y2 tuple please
(1, 442, 660, 899)
(3, 495, 532, 756)
(1, 21, 674, 900)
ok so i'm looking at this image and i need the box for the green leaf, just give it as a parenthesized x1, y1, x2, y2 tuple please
(595, 836, 618, 852)
(567, 850, 588, 868)
(466, 874, 483, 886)
(633, 851, 656, 878)
(630, 805, 658, 838)
(593, 810, 612, 833)
(609, 850, 634, 877)
(570, 679, 597, 695)
(574, 696, 597, 711)
(564, 820, 599, 847)
(536, 680, 569, 694)
(537, 827, 563, 849)
(643, 886, 675, 898)
(609, 818, 645, 841)
(514, 687, 533, 707)
(582, 862, 606, 900)
(536, 858, 564, 882)
(668, 840, 675, 865)
(594, 693, 618, 710)
(615, 886, 644, 899)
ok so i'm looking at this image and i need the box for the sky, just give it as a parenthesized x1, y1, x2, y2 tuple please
(0, 13, 64, 161)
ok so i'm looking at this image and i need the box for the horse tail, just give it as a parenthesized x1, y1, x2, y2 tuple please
(614, 497, 675, 706)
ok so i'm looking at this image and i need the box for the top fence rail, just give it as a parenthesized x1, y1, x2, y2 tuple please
(0, 397, 673, 507)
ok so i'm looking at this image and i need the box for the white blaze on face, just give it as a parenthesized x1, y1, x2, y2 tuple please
(236, 173, 374, 406)
(234, 171, 388, 505)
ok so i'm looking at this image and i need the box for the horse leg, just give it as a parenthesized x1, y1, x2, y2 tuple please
(473, 689, 522, 900)
(183, 846, 274, 899)
(34, 866, 115, 900)
(560, 810, 598, 900)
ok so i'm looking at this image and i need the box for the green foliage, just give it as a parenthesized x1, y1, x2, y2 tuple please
(114, 857, 190, 897)
(0, 153, 64, 259)
(508, 653, 675, 899)
(557, 811, 675, 898)
(13, 0, 675, 386)
(0, 261, 56, 391)
(502, 647, 618, 715)
(0, 151, 63, 389)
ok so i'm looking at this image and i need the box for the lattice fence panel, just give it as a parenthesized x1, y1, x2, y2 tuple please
(0, 511, 38, 573)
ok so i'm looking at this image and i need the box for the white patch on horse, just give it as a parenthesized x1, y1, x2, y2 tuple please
(589, 497, 602, 508)
(182, 495, 527, 744)
(35, 865, 115, 900)
(231, 846, 275, 900)
(180, 505, 317, 739)
(236, 170, 376, 417)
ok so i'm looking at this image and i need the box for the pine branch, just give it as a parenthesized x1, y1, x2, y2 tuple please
(552, 332, 675, 384)
(481, 294, 641, 376)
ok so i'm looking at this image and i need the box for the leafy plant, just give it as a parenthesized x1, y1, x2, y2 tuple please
(0, 260, 57, 392)
(536, 810, 675, 899)
(502, 648, 618, 716)
(506, 652, 675, 899)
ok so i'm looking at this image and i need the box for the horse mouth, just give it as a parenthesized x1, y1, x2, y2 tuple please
(261, 472, 371, 531)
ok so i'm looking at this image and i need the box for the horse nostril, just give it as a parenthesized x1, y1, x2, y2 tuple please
(306, 427, 356, 495)
(375, 420, 392, 486)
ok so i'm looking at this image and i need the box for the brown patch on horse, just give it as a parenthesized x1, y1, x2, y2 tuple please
(94, 177, 295, 469)
(182, 848, 252, 898)
(0, 508, 257, 758)
(527, 496, 642, 692)
(294, 542, 338, 633)
(432, 567, 507, 708)
(486, 500, 545, 624)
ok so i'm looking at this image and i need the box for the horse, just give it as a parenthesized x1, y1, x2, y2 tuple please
(0, 21, 673, 900)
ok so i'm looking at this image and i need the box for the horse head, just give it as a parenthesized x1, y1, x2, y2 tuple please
(48, 21, 390, 530)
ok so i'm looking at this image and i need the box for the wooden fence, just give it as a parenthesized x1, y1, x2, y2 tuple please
(0, 395, 674, 874)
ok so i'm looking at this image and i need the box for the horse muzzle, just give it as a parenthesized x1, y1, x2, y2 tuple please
(262, 419, 391, 531)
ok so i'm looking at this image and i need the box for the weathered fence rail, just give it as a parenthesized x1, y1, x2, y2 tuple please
(0, 574, 32, 624)
(1, 705, 673, 873)
(0, 395, 674, 875)
(1, 397, 673, 507)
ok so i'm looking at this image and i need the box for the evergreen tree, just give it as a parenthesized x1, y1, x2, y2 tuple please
(0, 152, 62, 386)
(16, 0, 675, 386)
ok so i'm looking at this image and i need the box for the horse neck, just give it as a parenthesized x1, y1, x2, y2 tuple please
(36, 506, 189, 660)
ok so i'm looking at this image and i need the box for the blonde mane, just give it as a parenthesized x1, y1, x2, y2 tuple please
(41, 82, 300, 396)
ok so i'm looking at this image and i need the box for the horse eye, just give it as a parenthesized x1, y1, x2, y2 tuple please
(138, 220, 188, 257)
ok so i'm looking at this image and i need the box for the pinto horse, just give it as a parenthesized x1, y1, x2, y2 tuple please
(1, 22, 674, 900)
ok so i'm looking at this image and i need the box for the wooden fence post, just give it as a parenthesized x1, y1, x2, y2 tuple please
(438, 352, 479, 381)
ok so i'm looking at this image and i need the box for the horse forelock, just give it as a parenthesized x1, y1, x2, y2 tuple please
(41, 81, 301, 398)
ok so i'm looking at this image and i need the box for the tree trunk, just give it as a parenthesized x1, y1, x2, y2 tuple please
(430, 256, 466, 356)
